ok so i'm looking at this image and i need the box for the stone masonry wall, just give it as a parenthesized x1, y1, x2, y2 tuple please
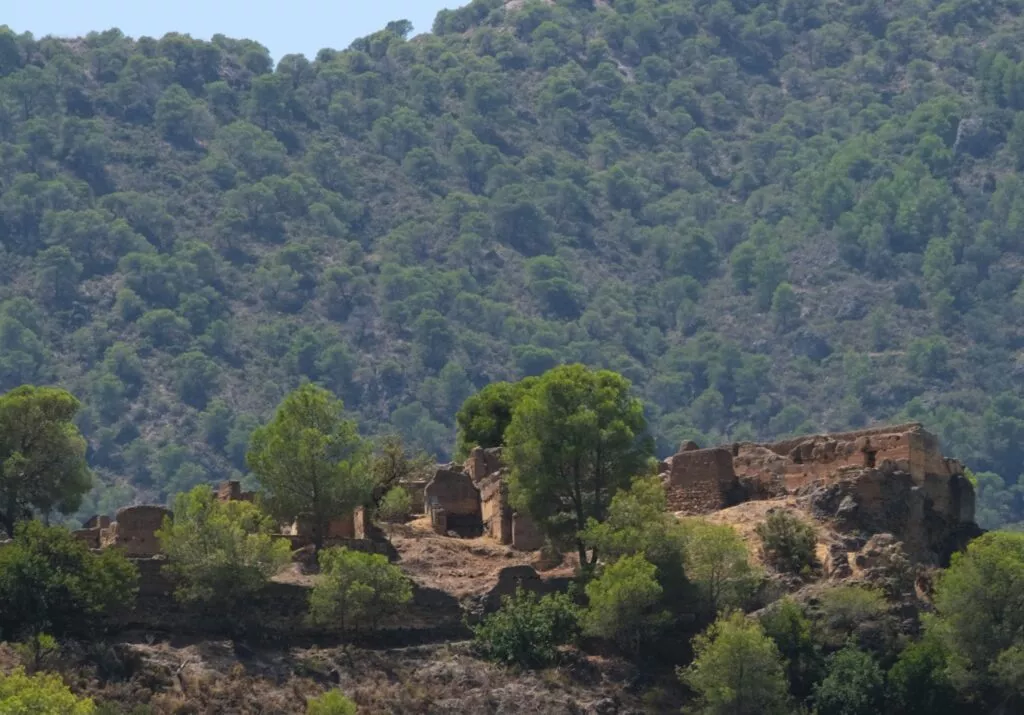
(663, 447, 738, 513)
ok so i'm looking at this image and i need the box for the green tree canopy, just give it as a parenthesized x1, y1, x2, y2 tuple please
(248, 384, 374, 551)
(157, 484, 290, 608)
(506, 365, 653, 566)
(454, 378, 536, 457)
(681, 611, 791, 715)
(0, 668, 95, 715)
(307, 546, 412, 632)
(0, 386, 92, 536)
(927, 531, 1024, 708)
(0, 520, 137, 643)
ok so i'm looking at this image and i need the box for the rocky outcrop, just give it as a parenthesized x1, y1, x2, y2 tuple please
(798, 463, 981, 565)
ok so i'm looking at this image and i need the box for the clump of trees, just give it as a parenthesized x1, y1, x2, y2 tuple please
(0, 520, 137, 646)
(157, 484, 291, 609)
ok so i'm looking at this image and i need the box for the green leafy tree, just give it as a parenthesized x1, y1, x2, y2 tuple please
(813, 645, 886, 715)
(0, 521, 137, 643)
(927, 531, 1024, 706)
(0, 386, 92, 536)
(157, 485, 290, 608)
(368, 433, 433, 510)
(581, 475, 688, 603)
(308, 547, 413, 632)
(376, 487, 412, 523)
(680, 611, 791, 715)
(248, 384, 374, 552)
(581, 553, 669, 654)
(759, 598, 824, 700)
(0, 668, 95, 714)
(473, 587, 580, 668)
(455, 379, 537, 457)
(886, 637, 961, 715)
(506, 365, 653, 566)
(678, 518, 760, 617)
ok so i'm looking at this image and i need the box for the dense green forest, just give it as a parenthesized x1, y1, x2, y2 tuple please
(1, 0, 1023, 527)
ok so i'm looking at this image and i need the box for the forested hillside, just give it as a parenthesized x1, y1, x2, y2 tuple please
(1, 0, 1023, 527)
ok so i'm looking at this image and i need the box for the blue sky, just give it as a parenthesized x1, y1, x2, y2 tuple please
(7, 1, 468, 61)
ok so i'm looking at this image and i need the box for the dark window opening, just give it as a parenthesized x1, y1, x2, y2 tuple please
(865, 450, 877, 468)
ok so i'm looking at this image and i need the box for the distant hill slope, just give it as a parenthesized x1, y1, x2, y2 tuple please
(0, 0, 1022, 526)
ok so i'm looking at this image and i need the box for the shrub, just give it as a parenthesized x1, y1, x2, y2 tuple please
(759, 597, 823, 699)
(680, 611, 791, 715)
(813, 644, 885, 715)
(308, 547, 413, 632)
(376, 486, 412, 523)
(581, 553, 670, 654)
(157, 485, 291, 609)
(0, 667, 95, 714)
(0, 521, 137, 643)
(818, 585, 887, 637)
(754, 509, 817, 574)
(306, 690, 357, 715)
(472, 587, 579, 668)
(679, 518, 760, 617)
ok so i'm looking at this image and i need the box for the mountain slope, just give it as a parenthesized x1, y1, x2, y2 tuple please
(0, 0, 1022, 526)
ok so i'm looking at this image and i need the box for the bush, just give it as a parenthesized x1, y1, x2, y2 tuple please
(308, 547, 413, 632)
(813, 644, 885, 715)
(0, 668, 95, 714)
(0, 521, 137, 643)
(755, 509, 817, 574)
(157, 485, 291, 609)
(306, 690, 357, 715)
(581, 554, 670, 654)
(818, 585, 887, 638)
(472, 587, 579, 668)
(680, 611, 791, 715)
(679, 518, 760, 617)
(759, 597, 823, 699)
(376, 486, 412, 523)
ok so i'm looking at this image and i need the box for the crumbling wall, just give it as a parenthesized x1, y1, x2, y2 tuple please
(102, 505, 171, 557)
(732, 423, 963, 492)
(512, 511, 544, 551)
(480, 476, 512, 544)
(465, 446, 503, 483)
(217, 480, 255, 502)
(662, 447, 739, 513)
(425, 467, 482, 536)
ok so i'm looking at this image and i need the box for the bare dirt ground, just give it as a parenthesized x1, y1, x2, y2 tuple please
(386, 518, 577, 599)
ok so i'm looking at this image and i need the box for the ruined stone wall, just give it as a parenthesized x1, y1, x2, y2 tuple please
(101, 505, 171, 557)
(662, 447, 738, 513)
(425, 468, 481, 518)
(512, 511, 544, 551)
(401, 480, 429, 514)
(465, 447, 503, 483)
(479, 476, 512, 544)
(731, 423, 961, 492)
(217, 480, 255, 502)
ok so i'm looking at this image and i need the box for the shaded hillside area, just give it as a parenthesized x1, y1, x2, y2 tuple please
(1, 0, 1023, 526)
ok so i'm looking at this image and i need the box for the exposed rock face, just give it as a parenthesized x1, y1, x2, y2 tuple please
(799, 464, 980, 564)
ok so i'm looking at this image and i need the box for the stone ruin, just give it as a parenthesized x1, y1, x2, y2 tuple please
(661, 423, 979, 562)
(423, 447, 544, 551)
(74, 505, 171, 557)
